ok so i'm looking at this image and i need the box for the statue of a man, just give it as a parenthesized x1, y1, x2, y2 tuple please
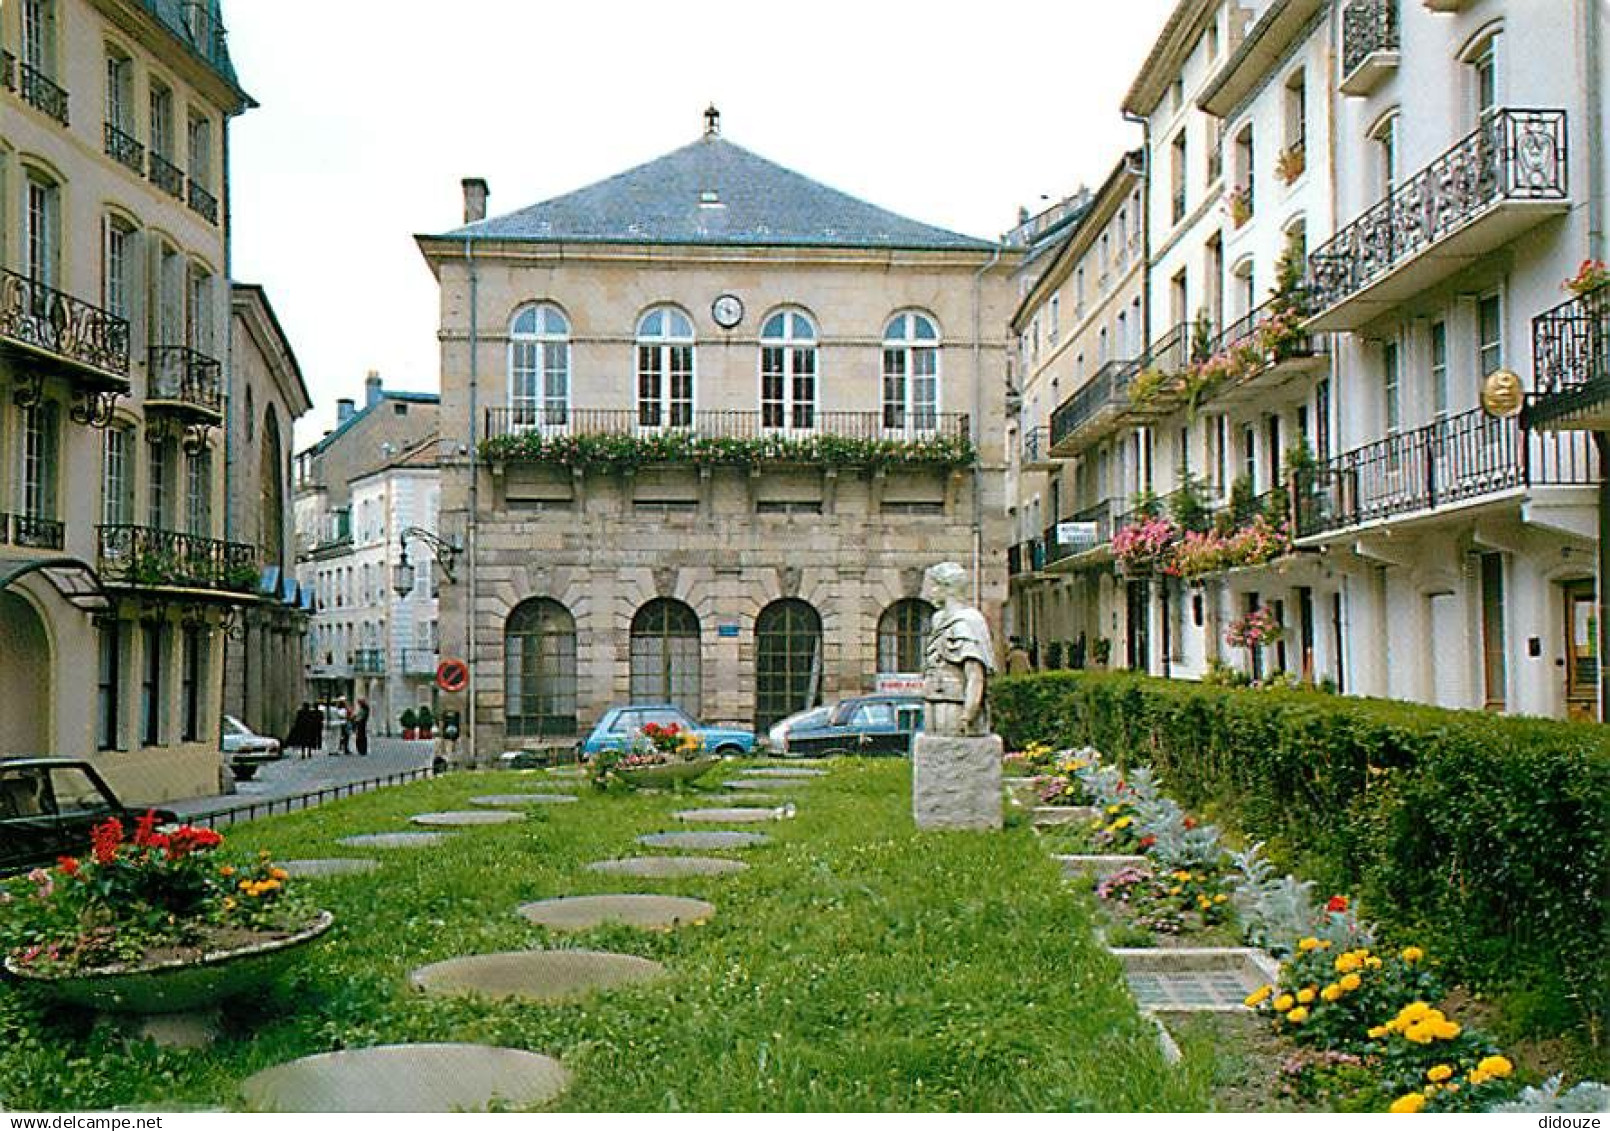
(920, 561, 995, 737)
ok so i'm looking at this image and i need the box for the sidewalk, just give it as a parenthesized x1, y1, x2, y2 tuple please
(169, 736, 437, 818)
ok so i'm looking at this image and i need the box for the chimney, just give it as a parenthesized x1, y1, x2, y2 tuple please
(337, 398, 356, 424)
(365, 369, 383, 408)
(462, 177, 489, 224)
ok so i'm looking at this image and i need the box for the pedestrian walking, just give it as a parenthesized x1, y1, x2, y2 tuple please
(353, 698, 371, 756)
(329, 698, 350, 755)
(287, 702, 321, 759)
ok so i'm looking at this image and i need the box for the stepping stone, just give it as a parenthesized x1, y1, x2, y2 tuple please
(518, 894, 715, 931)
(638, 830, 771, 850)
(411, 949, 666, 1002)
(278, 858, 380, 878)
(674, 807, 791, 824)
(410, 810, 523, 827)
(241, 1043, 569, 1113)
(588, 855, 747, 878)
(741, 767, 827, 778)
(704, 792, 778, 804)
(469, 793, 580, 807)
(338, 833, 449, 849)
(545, 766, 588, 778)
(722, 779, 787, 791)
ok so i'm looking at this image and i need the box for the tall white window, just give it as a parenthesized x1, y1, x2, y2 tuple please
(1478, 294, 1503, 377)
(1371, 112, 1399, 196)
(881, 312, 940, 433)
(102, 424, 133, 525)
(187, 112, 212, 190)
(1470, 34, 1500, 121)
(149, 82, 174, 159)
(1383, 341, 1401, 433)
(188, 265, 213, 354)
(25, 171, 59, 287)
(636, 307, 695, 428)
(102, 216, 134, 318)
(21, 401, 58, 519)
(22, 0, 56, 77)
(186, 448, 211, 536)
(759, 308, 817, 430)
(509, 303, 570, 428)
(148, 438, 171, 528)
(1430, 321, 1449, 420)
(105, 48, 134, 133)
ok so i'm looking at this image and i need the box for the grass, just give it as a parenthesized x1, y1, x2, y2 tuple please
(0, 759, 1209, 1112)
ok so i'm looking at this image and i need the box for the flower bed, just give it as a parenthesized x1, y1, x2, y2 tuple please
(591, 722, 715, 789)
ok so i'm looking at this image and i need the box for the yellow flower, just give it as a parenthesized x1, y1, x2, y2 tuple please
(239, 879, 253, 891)
(270, 867, 289, 881)
(1367, 1025, 1390, 1039)
(1367, 956, 1384, 969)
(1398, 1001, 1431, 1023)
(1296, 987, 1316, 1005)
(1169, 886, 1183, 896)
(1340, 973, 1362, 993)
(1321, 984, 1343, 1003)
(1286, 1006, 1310, 1024)
(1197, 896, 1211, 909)
(1468, 1070, 1490, 1087)
(1213, 893, 1228, 903)
(1244, 985, 1273, 1007)
(1273, 994, 1295, 1012)
(1112, 815, 1132, 830)
(1335, 953, 1361, 974)
(1107, 804, 1121, 815)
(1430, 1019, 1461, 1041)
(1426, 1065, 1453, 1083)
(222, 897, 237, 911)
(1297, 937, 1321, 952)
(1173, 870, 1191, 881)
(1475, 1055, 1513, 1079)
(1401, 946, 1425, 963)
(219, 866, 236, 878)
(1404, 1023, 1436, 1045)
(1389, 1093, 1427, 1114)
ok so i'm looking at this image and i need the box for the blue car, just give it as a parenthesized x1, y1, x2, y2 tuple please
(578, 704, 757, 759)
(779, 694, 925, 757)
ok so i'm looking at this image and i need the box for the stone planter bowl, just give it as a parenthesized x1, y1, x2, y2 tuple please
(615, 756, 720, 788)
(4, 911, 335, 1014)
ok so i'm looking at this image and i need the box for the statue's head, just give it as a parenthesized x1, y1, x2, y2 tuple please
(922, 561, 969, 605)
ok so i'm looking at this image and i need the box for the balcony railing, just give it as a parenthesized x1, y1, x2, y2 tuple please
(1340, 0, 1399, 93)
(0, 269, 131, 384)
(1307, 109, 1568, 328)
(147, 345, 224, 418)
(484, 407, 970, 445)
(1294, 406, 1597, 539)
(1020, 424, 1050, 468)
(1527, 280, 1610, 430)
(1048, 358, 1142, 453)
(187, 179, 218, 224)
(1043, 499, 1118, 568)
(103, 123, 145, 175)
(17, 61, 68, 125)
(149, 152, 185, 199)
(1009, 537, 1046, 577)
(353, 648, 386, 675)
(98, 525, 259, 594)
(6, 513, 65, 550)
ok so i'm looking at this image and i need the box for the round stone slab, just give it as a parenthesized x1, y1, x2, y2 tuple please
(588, 855, 748, 878)
(338, 832, 449, 849)
(411, 949, 666, 1002)
(410, 810, 524, 827)
(742, 767, 828, 778)
(278, 858, 380, 878)
(518, 894, 715, 931)
(469, 793, 580, 807)
(638, 830, 772, 850)
(675, 807, 787, 824)
(722, 779, 788, 791)
(241, 1043, 569, 1113)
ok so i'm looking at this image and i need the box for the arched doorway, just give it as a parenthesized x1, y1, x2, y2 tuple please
(630, 599, 701, 717)
(0, 592, 50, 754)
(754, 599, 822, 730)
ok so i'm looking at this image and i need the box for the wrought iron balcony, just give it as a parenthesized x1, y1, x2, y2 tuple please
(149, 152, 185, 199)
(483, 407, 971, 449)
(187, 179, 218, 224)
(103, 123, 145, 175)
(1048, 358, 1142, 456)
(1294, 406, 1597, 539)
(0, 269, 131, 387)
(1526, 280, 1610, 432)
(1307, 109, 1568, 331)
(353, 648, 386, 675)
(1020, 424, 1055, 471)
(1340, 0, 1400, 96)
(1201, 296, 1329, 407)
(1008, 537, 1046, 578)
(17, 60, 68, 125)
(97, 525, 259, 596)
(147, 345, 224, 420)
(1043, 499, 1118, 570)
(5, 513, 65, 551)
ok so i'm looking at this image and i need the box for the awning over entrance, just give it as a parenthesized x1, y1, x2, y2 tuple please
(0, 557, 111, 614)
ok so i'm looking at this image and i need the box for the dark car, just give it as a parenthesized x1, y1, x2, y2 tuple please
(780, 695, 925, 757)
(0, 758, 177, 875)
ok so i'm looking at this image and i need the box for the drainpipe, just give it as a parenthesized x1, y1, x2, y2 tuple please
(1583, 0, 1609, 722)
(972, 243, 1004, 612)
(463, 236, 481, 763)
(1123, 110, 1151, 673)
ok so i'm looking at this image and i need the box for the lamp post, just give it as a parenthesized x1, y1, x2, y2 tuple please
(394, 527, 462, 598)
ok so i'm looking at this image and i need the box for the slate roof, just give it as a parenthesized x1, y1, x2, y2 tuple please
(138, 0, 250, 105)
(298, 391, 440, 461)
(443, 134, 997, 252)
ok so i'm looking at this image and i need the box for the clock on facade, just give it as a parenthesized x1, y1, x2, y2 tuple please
(712, 293, 744, 329)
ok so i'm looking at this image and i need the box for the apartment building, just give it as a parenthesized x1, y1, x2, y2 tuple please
(0, 0, 254, 799)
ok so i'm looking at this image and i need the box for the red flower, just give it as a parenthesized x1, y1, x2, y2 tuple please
(133, 810, 162, 848)
(163, 825, 221, 859)
(90, 818, 123, 865)
(1138, 836, 1157, 850)
(56, 856, 80, 877)
(1326, 895, 1349, 913)
(1183, 816, 1198, 830)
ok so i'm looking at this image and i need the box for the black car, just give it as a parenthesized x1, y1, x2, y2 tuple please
(0, 758, 177, 875)
(781, 695, 925, 757)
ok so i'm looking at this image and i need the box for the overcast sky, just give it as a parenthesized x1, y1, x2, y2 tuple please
(223, 0, 1177, 449)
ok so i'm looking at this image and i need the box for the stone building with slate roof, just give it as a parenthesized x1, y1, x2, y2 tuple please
(416, 111, 1018, 755)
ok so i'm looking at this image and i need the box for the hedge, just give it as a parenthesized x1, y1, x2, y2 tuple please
(992, 671, 1610, 1036)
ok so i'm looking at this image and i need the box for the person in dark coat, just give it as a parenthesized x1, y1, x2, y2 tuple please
(353, 698, 371, 756)
(287, 703, 322, 760)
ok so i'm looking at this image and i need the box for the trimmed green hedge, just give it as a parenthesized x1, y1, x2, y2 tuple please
(993, 671, 1610, 1035)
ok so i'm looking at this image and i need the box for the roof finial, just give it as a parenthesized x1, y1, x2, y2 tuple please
(704, 104, 720, 136)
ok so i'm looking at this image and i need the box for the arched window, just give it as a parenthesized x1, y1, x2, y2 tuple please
(260, 409, 284, 571)
(504, 598, 577, 737)
(877, 599, 933, 674)
(636, 306, 695, 428)
(754, 599, 822, 730)
(509, 303, 570, 428)
(630, 599, 701, 716)
(760, 309, 817, 430)
(881, 312, 940, 434)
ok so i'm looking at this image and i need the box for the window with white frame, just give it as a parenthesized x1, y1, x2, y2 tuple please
(1430, 320, 1449, 419)
(102, 215, 134, 318)
(187, 111, 212, 192)
(1371, 112, 1399, 197)
(882, 312, 940, 433)
(149, 81, 174, 161)
(1477, 294, 1503, 377)
(509, 303, 570, 428)
(25, 169, 59, 287)
(187, 264, 213, 354)
(148, 436, 172, 528)
(186, 447, 211, 536)
(1468, 31, 1500, 122)
(105, 47, 134, 135)
(1383, 340, 1402, 434)
(102, 423, 134, 525)
(20, 400, 58, 520)
(760, 308, 817, 430)
(22, 0, 57, 78)
(636, 307, 694, 428)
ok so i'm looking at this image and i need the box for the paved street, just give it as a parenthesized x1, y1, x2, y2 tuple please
(169, 736, 437, 818)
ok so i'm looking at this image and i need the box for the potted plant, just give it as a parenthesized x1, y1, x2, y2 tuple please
(1275, 142, 1305, 185)
(1, 814, 332, 1014)
(400, 707, 418, 740)
(592, 723, 718, 790)
(1564, 259, 1610, 296)
(1226, 185, 1253, 228)
(415, 705, 434, 739)
(1091, 637, 1113, 668)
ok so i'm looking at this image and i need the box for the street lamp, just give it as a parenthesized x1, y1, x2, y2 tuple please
(394, 526, 462, 598)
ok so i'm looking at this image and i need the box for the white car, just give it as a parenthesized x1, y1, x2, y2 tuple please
(766, 705, 832, 754)
(221, 716, 282, 780)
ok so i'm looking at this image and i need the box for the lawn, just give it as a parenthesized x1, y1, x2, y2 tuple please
(0, 759, 1210, 1111)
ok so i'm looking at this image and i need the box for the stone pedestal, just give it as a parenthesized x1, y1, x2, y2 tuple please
(912, 734, 1003, 830)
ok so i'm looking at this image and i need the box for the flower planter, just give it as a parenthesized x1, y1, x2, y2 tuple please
(615, 756, 720, 788)
(1107, 946, 1280, 1014)
(1054, 853, 1151, 882)
(4, 911, 335, 1014)
(1033, 805, 1102, 827)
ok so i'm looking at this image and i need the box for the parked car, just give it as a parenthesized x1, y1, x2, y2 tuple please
(766, 704, 832, 752)
(0, 758, 177, 876)
(779, 694, 925, 758)
(578, 704, 757, 759)
(221, 715, 283, 780)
